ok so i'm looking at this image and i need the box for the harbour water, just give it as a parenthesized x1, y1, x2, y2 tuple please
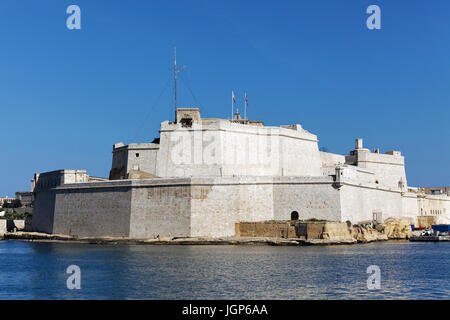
(0, 240, 448, 299)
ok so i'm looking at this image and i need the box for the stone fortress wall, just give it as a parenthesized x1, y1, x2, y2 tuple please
(156, 113, 322, 178)
(109, 142, 159, 179)
(30, 108, 450, 238)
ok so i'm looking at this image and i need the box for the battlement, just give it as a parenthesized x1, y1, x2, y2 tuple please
(349, 138, 402, 157)
(32, 170, 89, 192)
(175, 107, 201, 126)
(157, 108, 322, 178)
(343, 138, 407, 189)
(110, 143, 159, 180)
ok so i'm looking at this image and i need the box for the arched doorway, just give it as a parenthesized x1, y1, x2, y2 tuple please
(291, 211, 299, 221)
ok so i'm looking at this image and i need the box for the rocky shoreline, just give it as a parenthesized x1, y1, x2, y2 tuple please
(0, 231, 398, 246)
(0, 217, 415, 246)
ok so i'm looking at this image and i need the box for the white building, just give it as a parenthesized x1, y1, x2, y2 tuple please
(30, 108, 450, 238)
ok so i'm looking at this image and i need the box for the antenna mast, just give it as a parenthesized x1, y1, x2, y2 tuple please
(174, 46, 177, 109)
(173, 46, 184, 121)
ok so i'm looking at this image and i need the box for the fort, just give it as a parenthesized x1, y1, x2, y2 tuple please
(29, 107, 450, 239)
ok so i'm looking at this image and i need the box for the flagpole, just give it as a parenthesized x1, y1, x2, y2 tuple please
(231, 91, 234, 120)
(244, 92, 247, 121)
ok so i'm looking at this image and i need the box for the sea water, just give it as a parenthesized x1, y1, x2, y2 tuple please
(0, 240, 448, 299)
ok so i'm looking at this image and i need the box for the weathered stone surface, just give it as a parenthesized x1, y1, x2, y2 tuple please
(12, 220, 25, 231)
(383, 217, 412, 239)
(235, 222, 297, 238)
(322, 222, 354, 241)
(3, 232, 305, 246)
(236, 221, 388, 244)
(321, 222, 387, 243)
(127, 170, 159, 179)
(156, 117, 323, 178)
(304, 238, 356, 245)
(0, 220, 6, 235)
(352, 224, 388, 242)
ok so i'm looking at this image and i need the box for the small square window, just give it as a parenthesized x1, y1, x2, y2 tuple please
(136, 153, 139, 157)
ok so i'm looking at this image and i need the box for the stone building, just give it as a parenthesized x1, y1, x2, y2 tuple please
(15, 192, 34, 207)
(30, 108, 450, 238)
(0, 197, 16, 207)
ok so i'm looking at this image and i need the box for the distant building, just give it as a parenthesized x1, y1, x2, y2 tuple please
(422, 187, 450, 196)
(0, 197, 15, 207)
(15, 192, 34, 207)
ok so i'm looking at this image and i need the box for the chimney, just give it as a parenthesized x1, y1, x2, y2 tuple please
(355, 138, 363, 150)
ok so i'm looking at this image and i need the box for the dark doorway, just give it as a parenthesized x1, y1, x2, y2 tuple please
(291, 211, 299, 220)
(180, 117, 193, 127)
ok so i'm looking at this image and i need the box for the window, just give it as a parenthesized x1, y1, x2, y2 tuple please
(136, 153, 139, 157)
(291, 211, 299, 220)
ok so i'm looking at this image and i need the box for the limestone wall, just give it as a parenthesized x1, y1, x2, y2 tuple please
(339, 183, 450, 226)
(126, 144, 159, 176)
(111, 143, 159, 179)
(190, 177, 275, 237)
(235, 221, 378, 242)
(322, 222, 354, 241)
(298, 222, 327, 239)
(422, 194, 450, 217)
(32, 170, 89, 192)
(384, 218, 412, 239)
(346, 150, 407, 190)
(278, 126, 322, 177)
(52, 183, 133, 237)
(32, 175, 342, 238)
(272, 176, 341, 222)
(320, 151, 346, 176)
(402, 193, 420, 224)
(31, 189, 56, 233)
(339, 184, 404, 223)
(157, 121, 224, 177)
(12, 220, 25, 231)
(235, 222, 297, 238)
(339, 165, 376, 185)
(129, 180, 191, 238)
(0, 220, 6, 234)
(31, 170, 450, 239)
(110, 144, 128, 179)
(156, 119, 322, 179)
(220, 125, 280, 176)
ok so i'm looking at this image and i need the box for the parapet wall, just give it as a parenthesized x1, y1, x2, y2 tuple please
(32, 170, 89, 192)
(190, 176, 276, 237)
(33, 179, 193, 238)
(272, 176, 340, 222)
(156, 119, 323, 178)
(235, 222, 297, 238)
(339, 183, 405, 223)
(320, 151, 346, 176)
(31, 174, 450, 238)
(31, 176, 341, 238)
(129, 180, 192, 238)
(110, 143, 159, 180)
(346, 149, 407, 190)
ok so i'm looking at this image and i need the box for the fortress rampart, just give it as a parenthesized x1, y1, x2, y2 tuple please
(30, 108, 450, 238)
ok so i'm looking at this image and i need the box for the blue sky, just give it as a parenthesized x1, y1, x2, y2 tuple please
(1, 0, 449, 196)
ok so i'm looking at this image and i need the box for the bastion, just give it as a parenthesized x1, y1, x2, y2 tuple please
(30, 108, 450, 238)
